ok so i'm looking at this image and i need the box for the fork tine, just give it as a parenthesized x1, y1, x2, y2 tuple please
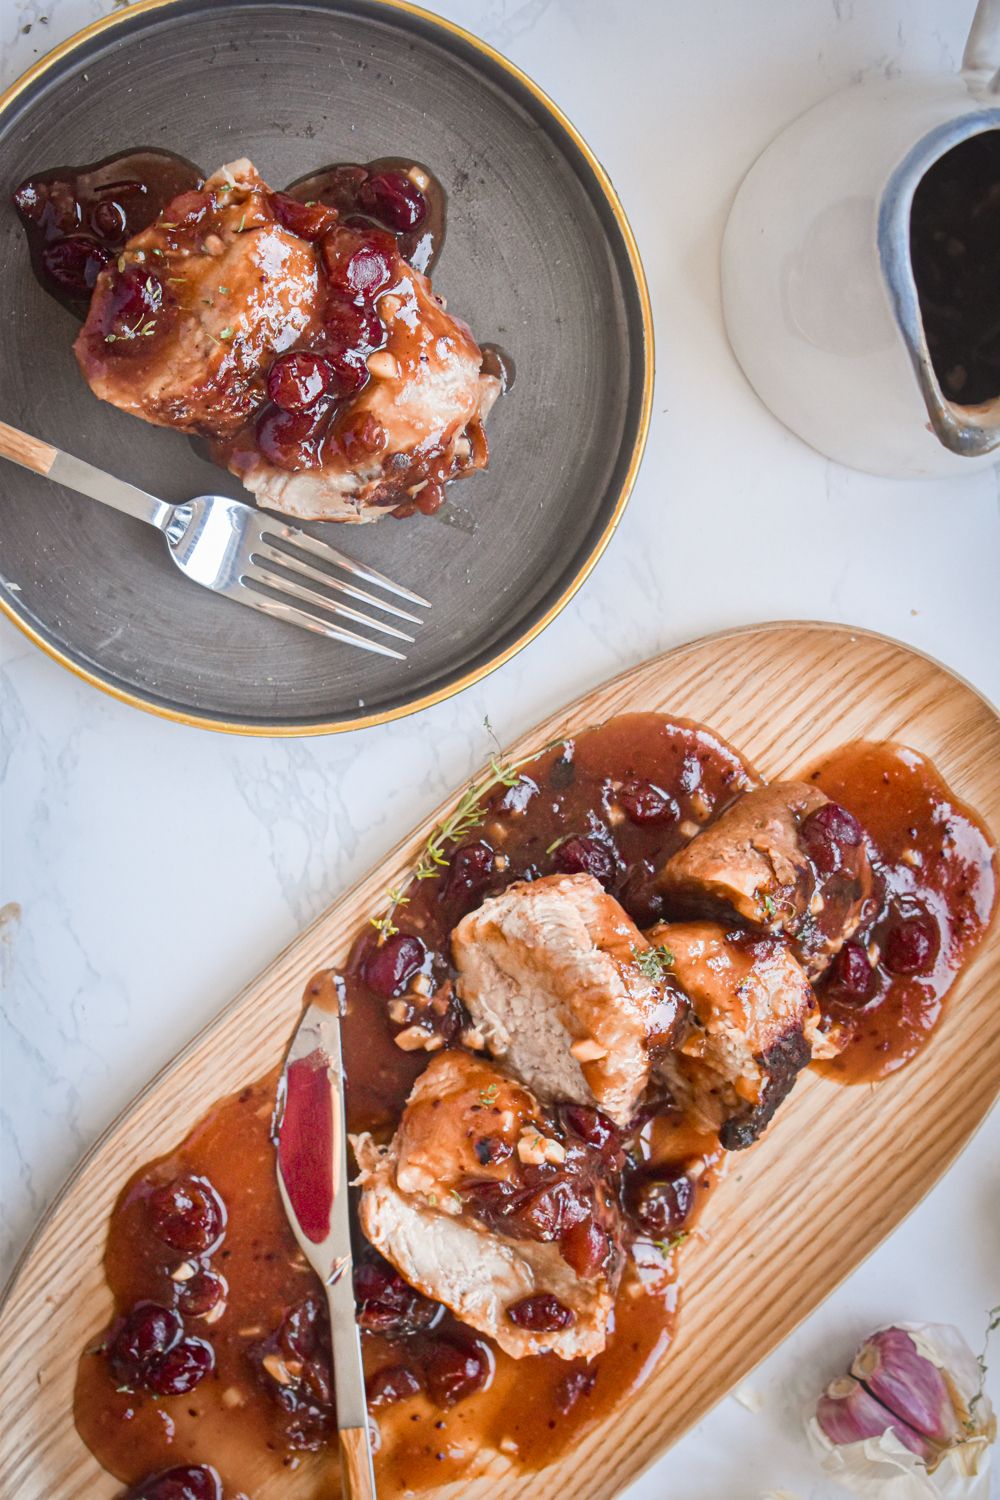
(263, 523, 432, 610)
(236, 583, 406, 660)
(252, 540, 422, 625)
(242, 564, 415, 642)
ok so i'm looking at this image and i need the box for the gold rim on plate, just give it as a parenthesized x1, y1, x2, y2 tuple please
(0, 0, 654, 738)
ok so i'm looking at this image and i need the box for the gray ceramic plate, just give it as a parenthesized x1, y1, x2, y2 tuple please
(0, 0, 651, 734)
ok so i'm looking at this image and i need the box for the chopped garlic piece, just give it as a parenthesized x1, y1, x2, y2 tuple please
(394, 1025, 436, 1052)
(569, 1037, 608, 1063)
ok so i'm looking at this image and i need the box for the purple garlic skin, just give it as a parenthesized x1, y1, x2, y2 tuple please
(852, 1327, 962, 1447)
(817, 1374, 935, 1462)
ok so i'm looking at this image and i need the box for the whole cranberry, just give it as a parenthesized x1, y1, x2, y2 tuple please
(366, 1363, 422, 1406)
(13, 177, 81, 232)
(100, 264, 165, 338)
(42, 234, 111, 293)
(560, 1219, 608, 1279)
(357, 170, 427, 232)
(883, 908, 939, 976)
(271, 192, 339, 241)
(423, 1337, 490, 1407)
(255, 403, 329, 470)
(176, 1268, 227, 1318)
(324, 348, 370, 398)
(628, 1170, 694, 1240)
(554, 835, 616, 885)
(108, 1302, 182, 1385)
(354, 1255, 440, 1333)
(825, 940, 875, 1004)
(361, 932, 426, 998)
(148, 1175, 226, 1253)
(323, 292, 384, 358)
(618, 778, 679, 826)
(506, 1294, 575, 1332)
(144, 1336, 215, 1396)
(279, 1296, 328, 1362)
(321, 227, 395, 299)
(800, 801, 863, 876)
(90, 198, 128, 241)
(266, 351, 332, 411)
(561, 1105, 622, 1165)
(122, 1466, 222, 1500)
(441, 840, 494, 910)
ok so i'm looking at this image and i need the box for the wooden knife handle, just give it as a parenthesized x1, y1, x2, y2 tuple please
(338, 1426, 376, 1498)
(0, 420, 57, 477)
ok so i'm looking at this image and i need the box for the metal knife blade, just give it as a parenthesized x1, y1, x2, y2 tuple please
(275, 997, 375, 1490)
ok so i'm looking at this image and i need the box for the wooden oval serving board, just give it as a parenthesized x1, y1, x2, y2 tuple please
(2, 622, 999, 1500)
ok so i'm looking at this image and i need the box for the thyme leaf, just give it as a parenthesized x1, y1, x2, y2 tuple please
(368, 726, 564, 941)
(633, 944, 674, 980)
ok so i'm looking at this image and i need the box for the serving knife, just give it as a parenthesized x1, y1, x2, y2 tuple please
(276, 997, 376, 1499)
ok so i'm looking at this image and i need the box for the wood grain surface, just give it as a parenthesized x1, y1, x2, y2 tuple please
(2, 622, 998, 1500)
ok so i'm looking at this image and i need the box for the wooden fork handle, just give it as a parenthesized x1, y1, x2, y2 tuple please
(0, 420, 57, 477)
(338, 1427, 377, 1498)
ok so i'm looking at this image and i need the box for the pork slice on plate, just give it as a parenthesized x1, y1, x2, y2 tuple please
(75, 159, 500, 523)
(76, 160, 320, 438)
(648, 920, 833, 1149)
(353, 1052, 624, 1361)
(658, 781, 875, 979)
(451, 874, 685, 1129)
(226, 223, 501, 522)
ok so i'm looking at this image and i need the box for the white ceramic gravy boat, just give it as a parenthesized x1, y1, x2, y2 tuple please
(722, 0, 1000, 479)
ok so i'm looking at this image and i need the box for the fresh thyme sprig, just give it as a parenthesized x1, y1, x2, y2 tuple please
(633, 944, 674, 980)
(369, 721, 563, 941)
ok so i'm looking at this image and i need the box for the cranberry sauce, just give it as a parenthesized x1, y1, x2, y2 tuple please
(12, 149, 202, 313)
(276, 1053, 335, 1244)
(76, 714, 750, 1496)
(803, 741, 996, 1081)
(910, 129, 1000, 407)
(75, 715, 995, 1495)
(285, 157, 446, 276)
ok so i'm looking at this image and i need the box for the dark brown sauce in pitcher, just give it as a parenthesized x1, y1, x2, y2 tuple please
(910, 128, 1000, 407)
(72, 714, 995, 1499)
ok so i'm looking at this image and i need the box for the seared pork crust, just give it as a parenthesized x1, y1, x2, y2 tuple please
(658, 781, 874, 979)
(649, 921, 829, 1148)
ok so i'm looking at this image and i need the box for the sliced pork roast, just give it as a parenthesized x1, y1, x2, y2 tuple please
(76, 158, 500, 521)
(647, 920, 834, 1149)
(451, 874, 685, 1129)
(353, 1052, 624, 1360)
(77, 160, 320, 438)
(657, 782, 874, 979)
(229, 227, 500, 522)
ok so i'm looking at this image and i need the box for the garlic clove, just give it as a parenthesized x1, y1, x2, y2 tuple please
(808, 1319, 997, 1499)
(817, 1375, 935, 1462)
(852, 1328, 961, 1447)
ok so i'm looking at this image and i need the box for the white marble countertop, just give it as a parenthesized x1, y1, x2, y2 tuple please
(1, 1, 998, 1496)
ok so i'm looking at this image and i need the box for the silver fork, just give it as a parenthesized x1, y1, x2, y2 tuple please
(0, 420, 429, 660)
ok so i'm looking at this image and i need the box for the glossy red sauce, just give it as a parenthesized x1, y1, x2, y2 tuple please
(277, 1055, 335, 1245)
(73, 714, 995, 1498)
(807, 741, 997, 1080)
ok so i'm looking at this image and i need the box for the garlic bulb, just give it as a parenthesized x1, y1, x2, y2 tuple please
(808, 1322, 996, 1499)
